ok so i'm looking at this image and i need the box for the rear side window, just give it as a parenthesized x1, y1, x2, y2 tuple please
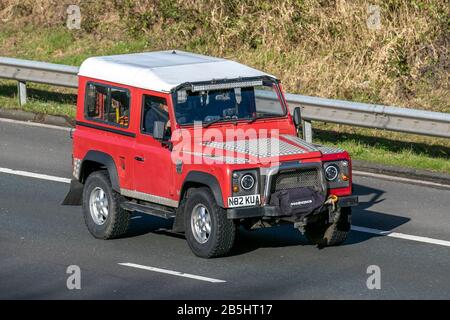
(85, 83, 130, 128)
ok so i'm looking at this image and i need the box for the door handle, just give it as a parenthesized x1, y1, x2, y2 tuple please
(134, 156, 145, 162)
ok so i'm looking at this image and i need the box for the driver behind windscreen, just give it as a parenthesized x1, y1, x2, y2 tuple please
(144, 100, 171, 137)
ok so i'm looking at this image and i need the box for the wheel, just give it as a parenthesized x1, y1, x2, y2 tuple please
(304, 207, 351, 247)
(82, 170, 130, 239)
(184, 187, 236, 258)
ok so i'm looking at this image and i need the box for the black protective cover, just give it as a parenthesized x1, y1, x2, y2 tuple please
(269, 187, 326, 216)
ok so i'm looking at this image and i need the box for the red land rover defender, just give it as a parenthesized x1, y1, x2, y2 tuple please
(63, 50, 358, 258)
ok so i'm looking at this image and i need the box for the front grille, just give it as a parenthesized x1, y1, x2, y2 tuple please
(272, 168, 321, 192)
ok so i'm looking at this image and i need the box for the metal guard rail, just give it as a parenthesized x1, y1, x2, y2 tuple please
(1, 57, 449, 141)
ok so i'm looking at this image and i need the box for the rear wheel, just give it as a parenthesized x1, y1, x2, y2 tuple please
(304, 207, 351, 247)
(184, 187, 235, 258)
(82, 171, 130, 239)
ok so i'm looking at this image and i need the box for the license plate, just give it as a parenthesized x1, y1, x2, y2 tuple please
(227, 195, 261, 208)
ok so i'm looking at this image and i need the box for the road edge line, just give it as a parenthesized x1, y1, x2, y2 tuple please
(0, 117, 71, 131)
(0, 167, 71, 184)
(351, 225, 450, 248)
(353, 170, 450, 189)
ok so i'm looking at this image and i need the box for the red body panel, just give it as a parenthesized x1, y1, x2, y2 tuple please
(73, 75, 353, 209)
(320, 152, 353, 196)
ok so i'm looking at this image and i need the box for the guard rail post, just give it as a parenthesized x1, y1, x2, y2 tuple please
(18, 81, 27, 106)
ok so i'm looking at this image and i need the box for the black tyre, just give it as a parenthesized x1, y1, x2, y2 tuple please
(304, 207, 351, 247)
(82, 171, 130, 239)
(184, 187, 235, 258)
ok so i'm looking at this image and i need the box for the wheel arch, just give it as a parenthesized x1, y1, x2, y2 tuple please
(172, 171, 225, 233)
(80, 151, 120, 192)
(180, 171, 224, 207)
(63, 151, 121, 206)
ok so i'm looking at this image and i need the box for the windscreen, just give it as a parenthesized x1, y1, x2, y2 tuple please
(173, 79, 286, 126)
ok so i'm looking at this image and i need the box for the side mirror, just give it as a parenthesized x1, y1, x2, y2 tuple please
(293, 107, 302, 127)
(153, 121, 165, 140)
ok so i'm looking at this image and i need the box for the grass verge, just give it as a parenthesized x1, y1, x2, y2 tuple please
(0, 81, 76, 118)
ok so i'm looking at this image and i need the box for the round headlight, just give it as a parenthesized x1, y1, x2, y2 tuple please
(325, 165, 339, 181)
(240, 174, 255, 190)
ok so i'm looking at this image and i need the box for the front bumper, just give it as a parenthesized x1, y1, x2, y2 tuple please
(227, 205, 282, 219)
(227, 195, 358, 219)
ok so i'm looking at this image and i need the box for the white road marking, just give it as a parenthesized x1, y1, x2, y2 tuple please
(118, 262, 226, 283)
(0, 167, 71, 184)
(353, 170, 449, 189)
(1, 166, 450, 249)
(351, 226, 450, 248)
(0, 117, 71, 131)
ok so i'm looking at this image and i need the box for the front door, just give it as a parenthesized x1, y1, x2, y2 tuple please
(132, 92, 176, 207)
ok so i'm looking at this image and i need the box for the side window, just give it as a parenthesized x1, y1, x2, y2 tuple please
(85, 83, 108, 120)
(85, 83, 130, 128)
(141, 95, 169, 136)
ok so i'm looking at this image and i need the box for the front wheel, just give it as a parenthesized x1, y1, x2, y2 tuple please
(304, 207, 351, 247)
(184, 187, 235, 258)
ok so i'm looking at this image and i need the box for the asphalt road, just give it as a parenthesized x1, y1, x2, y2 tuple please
(1, 119, 449, 299)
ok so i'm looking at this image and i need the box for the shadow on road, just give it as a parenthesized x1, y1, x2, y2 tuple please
(353, 183, 385, 210)
(123, 182, 410, 256)
(126, 214, 175, 238)
(351, 183, 410, 231)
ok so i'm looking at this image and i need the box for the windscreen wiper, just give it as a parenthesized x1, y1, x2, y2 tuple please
(202, 118, 235, 128)
(247, 114, 277, 124)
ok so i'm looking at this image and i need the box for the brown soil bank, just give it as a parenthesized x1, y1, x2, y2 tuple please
(0, 0, 448, 112)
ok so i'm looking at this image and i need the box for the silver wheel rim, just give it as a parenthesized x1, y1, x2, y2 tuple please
(191, 204, 211, 244)
(89, 187, 109, 225)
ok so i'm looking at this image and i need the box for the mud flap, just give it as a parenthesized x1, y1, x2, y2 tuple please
(61, 179, 84, 205)
(171, 202, 186, 233)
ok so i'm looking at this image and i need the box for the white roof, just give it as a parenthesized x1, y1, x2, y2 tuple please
(78, 50, 275, 92)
